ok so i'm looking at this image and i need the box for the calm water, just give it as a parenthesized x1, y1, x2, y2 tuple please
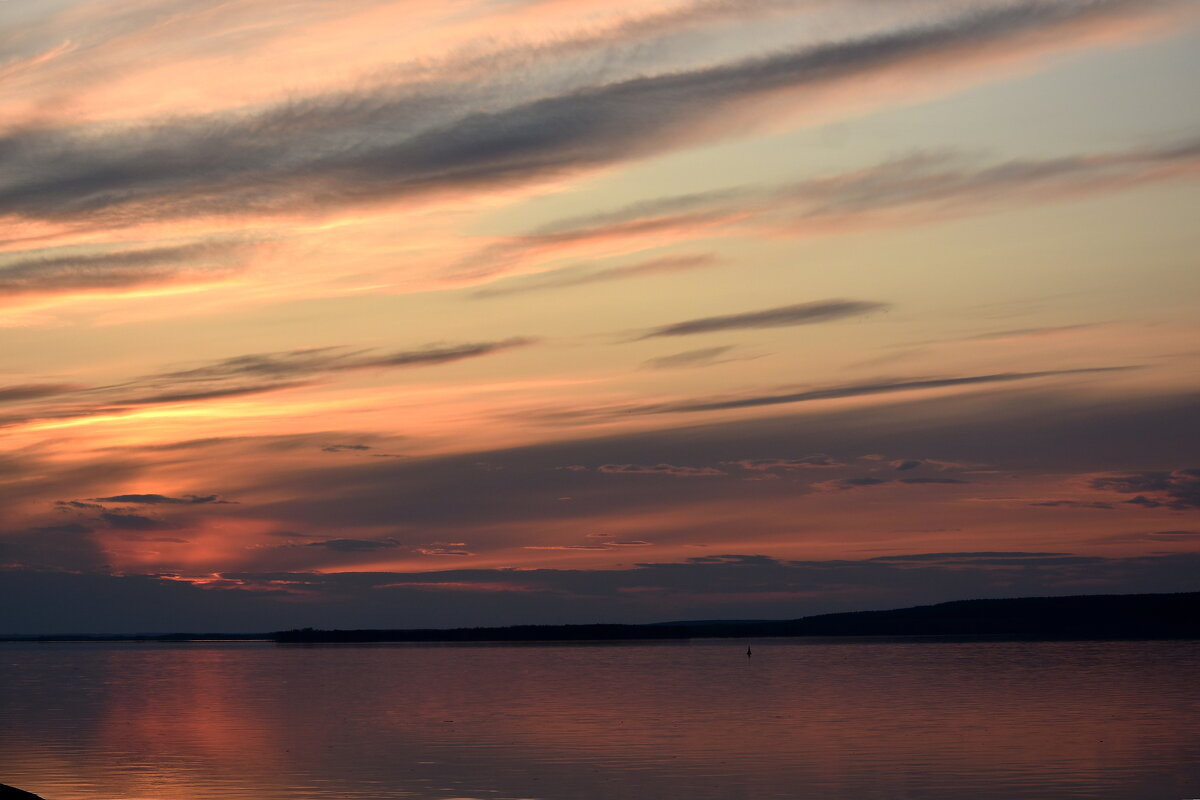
(2, 638, 1199, 800)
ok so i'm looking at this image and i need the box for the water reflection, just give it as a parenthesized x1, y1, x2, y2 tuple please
(1, 639, 1198, 799)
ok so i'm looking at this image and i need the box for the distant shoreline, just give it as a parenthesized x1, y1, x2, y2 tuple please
(5, 590, 1198, 644)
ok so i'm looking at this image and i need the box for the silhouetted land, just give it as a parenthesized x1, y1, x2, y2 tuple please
(0, 632, 268, 643)
(5, 591, 1197, 643)
(274, 591, 1200, 643)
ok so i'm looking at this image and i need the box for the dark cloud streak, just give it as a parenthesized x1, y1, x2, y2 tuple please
(155, 339, 535, 383)
(651, 367, 1135, 414)
(640, 299, 886, 338)
(0, 384, 80, 403)
(305, 539, 400, 553)
(0, 240, 250, 297)
(89, 494, 227, 505)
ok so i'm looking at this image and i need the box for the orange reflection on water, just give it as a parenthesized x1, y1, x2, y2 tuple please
(2, 639, 1198, 800)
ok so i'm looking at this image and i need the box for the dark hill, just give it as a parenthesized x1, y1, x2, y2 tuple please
(274, 590, 1200, 643)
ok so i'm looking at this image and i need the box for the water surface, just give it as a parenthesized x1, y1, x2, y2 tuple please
(2, 638, 1198, 799)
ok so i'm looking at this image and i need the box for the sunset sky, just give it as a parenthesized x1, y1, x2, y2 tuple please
(2, 0, 1198, 633)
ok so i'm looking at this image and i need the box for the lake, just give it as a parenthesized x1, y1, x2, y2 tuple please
(1, 638, 1198, 799)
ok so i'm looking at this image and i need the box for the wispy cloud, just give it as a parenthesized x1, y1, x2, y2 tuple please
(2, 0, 1183, 232)
(0, 338, 535, 431)
(0, 384, 80, 403)
(641, 345, 742, 370)
(639, 299, 887, 338)
(957, 324, 1103, 342)
(0, 240, 252, 299)
(650, 367, 1135, 414)
(154, 339, 536, 383)
(468, 137, 1200, 284)
(473, 253, 720, 297)
(511, 366, 1139, 426)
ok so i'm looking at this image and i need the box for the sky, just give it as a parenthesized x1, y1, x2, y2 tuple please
(1, 0, 1198, 634)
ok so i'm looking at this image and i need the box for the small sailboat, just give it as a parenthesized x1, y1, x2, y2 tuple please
(746, 645, 752, 657)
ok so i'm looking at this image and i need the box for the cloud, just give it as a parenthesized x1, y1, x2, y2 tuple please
(55, 500, 105, 510)
(639, 299, 887, 339)
(1, 1, 1184, 229)
(868, 551, 1073, 563)
(1089, 469, 1200, 510)
(371, 339, 537, 368)
(415, 542, 476, 556)
(0, 240, 251, 299)
(474, 136, 1200, 283)
(89, 493, 229, 505)
(447, 0, 858, 84)
(892, 459, 923, 471)
(1096, 529, 1200, 544)
(775, 141, 1200, 224)
(7, 384, 1198, 630)
(0, 338, 534, 431)
(641, 346, 741, 370)
(156, 338, 535, 383)
(731, 455, 845, 471)
(958, 324, 1102, 342)
(451, 202, 740, 284)
(525, 535, 654, 552)
(0, 384, 79, 403)
(474, 253, 720, 298)
(150, 347, 357, 382)
(531, 189, 749, 238)
(514, 367, 1136, 425)
(1029, 500, 1114, 509)
(647, 367, 1135, 415)
(305, 539, 401, 553)
(267, 530, 315, 539)
(112, 382, 314, 408)
(815, 477, 889, 491)
(814, 475, 969, 491)
(56, 387, 1189, 576)
(322, 444, 373, 453)
(523, 544, 613, 551)
(597, 463, 727, 477)
(0, 381, 321, 432)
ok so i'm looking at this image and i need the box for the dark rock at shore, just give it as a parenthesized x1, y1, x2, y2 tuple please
(0, 785, 46, 800)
